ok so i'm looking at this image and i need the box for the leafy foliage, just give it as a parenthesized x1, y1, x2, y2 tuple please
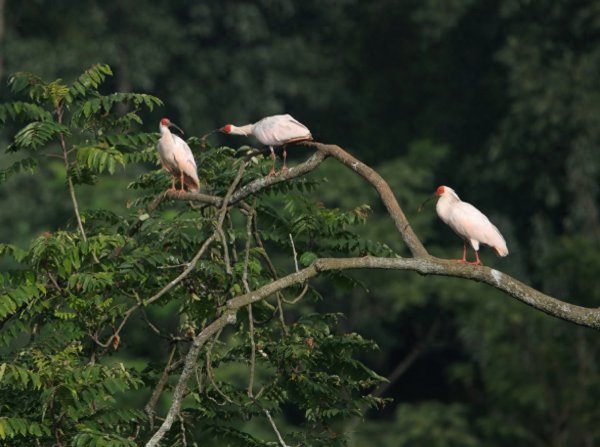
(2, 2, 600, 446)
(0, 66, 388, 445)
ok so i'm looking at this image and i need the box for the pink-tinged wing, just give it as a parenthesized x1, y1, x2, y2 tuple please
(254, 115, 312, 146)
(173, 136, 197, 170)
(447, 202, 508, 255)
(156, 139, 178, 173)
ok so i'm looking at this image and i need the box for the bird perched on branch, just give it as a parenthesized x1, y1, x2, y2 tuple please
(157, 118, 200, 192)
(216, 114, 313, 176)
(419, 185, 508, 265)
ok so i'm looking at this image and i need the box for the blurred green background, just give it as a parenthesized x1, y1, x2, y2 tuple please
(2, 0, 600, 445)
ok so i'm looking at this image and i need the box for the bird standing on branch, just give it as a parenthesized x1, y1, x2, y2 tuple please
(157, 118, 200, 192)
(419, 185, 509, 265)
(217, 114, 313, 176)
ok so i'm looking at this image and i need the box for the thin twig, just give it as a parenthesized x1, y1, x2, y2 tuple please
(145, 345, 177, 430)
(46, 271, 62, 292)
(247, 303, 256, 397)
(179, 414, 188, 447)
(242, 205, 257, 397)
(227, 212, 239, 263)
(57, 106, 87, 243)
(281, 284, 309, 305)
(217, 224, 232, 275)
(252, 214, 287, 332)
(263, 409, 290, 447)
(280, 233, 308, 305)
(195, 364, 204, 395)
(289, 233, 299, 273)
(205, 328, 242, 406)
(206, 351, 239, 406)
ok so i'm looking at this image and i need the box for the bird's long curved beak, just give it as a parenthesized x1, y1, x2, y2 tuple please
(168, 122, 185, 135)
(201, 128, 220, 140)
(199, 128, 222, 149)
(417, 195, 435, 213)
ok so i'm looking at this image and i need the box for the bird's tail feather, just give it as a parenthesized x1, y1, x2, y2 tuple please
(494, 244, 509, 257)
(184, 174, 200, 192)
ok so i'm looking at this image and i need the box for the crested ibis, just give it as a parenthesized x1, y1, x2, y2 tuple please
(157, 118, 200, 192)
(419, 185, 509, 265)
(218, 114, 312, 175)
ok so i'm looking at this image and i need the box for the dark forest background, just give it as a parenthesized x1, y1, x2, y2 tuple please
(1, 1, 600, 445)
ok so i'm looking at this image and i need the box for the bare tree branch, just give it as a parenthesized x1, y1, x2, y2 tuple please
(163, 149, 326, 208)
(300, 142, 427, 257)
(242, 207, 256, 397)
(57, 106, 87, 243)
(145, 345, 178, 430)
(227, 256, 600, 330)
(145, 311, 237, 447)
(145, 142, 600, 445)
(263, 408, 291, 447)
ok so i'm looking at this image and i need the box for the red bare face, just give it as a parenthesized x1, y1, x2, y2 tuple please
(221, 124, 232, 133)
(434, 185, 445, 196)
(160, 118, 170, 126)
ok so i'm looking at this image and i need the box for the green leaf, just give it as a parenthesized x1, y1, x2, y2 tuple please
(67, 64, 113, 99)
(11, 121, 69, 151)
(76, 145, 126, 174)
(300, 251, 318, 266)
(0, 158, 38, 184)
(0, 102, 53, 123)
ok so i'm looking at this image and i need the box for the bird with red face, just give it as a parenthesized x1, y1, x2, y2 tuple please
(218, 114, 312, 176)
(156, 118, 200, 192)
(419, 185, 508, 265)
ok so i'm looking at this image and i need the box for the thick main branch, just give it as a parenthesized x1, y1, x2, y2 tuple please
(227, 256, 600, 330)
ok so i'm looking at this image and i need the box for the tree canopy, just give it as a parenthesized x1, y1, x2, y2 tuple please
(1, 1, 600, 446)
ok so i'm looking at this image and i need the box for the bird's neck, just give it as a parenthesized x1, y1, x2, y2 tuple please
(436, 193, 460, 223)
(159, 125, 178, 144)
(230, 124, 254, 136)
(159, 124, 170, 136)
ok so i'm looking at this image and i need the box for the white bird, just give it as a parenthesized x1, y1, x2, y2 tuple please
(419, 185, 509, 265)
(157, 118, 200, 192)
(219, 114, 312, 175)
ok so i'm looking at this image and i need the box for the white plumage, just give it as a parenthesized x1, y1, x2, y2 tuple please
(220, 114, 312, 175)
(432, 185, 508, 265)
(157, 118, 200, 192)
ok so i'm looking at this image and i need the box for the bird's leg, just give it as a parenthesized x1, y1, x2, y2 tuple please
(169, 175, 177, 192)
(268, 147, 276, 176)
(179, 171, 185, 192)
(469, 250, 483, 266)
(281, 145, 288, 174)
(449, 241, 468, 263)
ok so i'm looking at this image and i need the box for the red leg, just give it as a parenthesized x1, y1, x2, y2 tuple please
(470, 250, 483, 266)
(281, 145, 288, 173)
(179, 171, 185, 192)
(169, 176, 177, 192)
(450, 241, 468, 263)
(268, 147, 276, 176)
